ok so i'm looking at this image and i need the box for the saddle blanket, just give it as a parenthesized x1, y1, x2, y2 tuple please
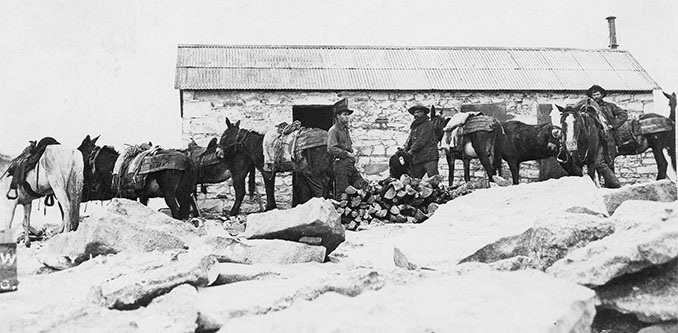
(463, 115, 499, 134)
(113, 145, 187, 194)
(263, 124, 328, 172)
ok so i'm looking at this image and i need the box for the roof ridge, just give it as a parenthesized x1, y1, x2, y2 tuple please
(176, 44, 628, 52)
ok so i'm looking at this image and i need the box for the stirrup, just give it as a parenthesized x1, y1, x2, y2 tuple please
(6, 189, 18, 200)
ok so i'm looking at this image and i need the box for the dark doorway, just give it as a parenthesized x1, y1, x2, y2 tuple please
(292, 105, 334, 130)
(291, 104, 335, 206)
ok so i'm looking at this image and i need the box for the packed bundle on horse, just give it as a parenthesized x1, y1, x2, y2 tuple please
(5, 137, 60, 200)
(113, 144, 189, 197)
(263, 120, 328, 172)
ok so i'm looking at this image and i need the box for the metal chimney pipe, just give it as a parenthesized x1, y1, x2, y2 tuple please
(606, 16, 618, 49)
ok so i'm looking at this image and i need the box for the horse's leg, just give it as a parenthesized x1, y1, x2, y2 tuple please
(1, 196, 19, 231)
(471, 134, 496, 184)
(462, 158, 471, 183)
(262, 171, 277, 211)
(652, 145, 669, 180)
(21, 202, 32, 247)
(247, 163, 256, 200)
(446, 152, 455, 187)
(229, 172, 246, 216)
(160, 172, 181, 219)
(507, 159, 520, 185)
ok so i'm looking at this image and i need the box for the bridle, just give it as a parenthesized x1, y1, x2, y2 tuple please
(220, 127, 253, 153)
(556, 107, 593, 164)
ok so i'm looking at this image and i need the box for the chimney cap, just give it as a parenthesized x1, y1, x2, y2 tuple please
(605, 16, 616, 20)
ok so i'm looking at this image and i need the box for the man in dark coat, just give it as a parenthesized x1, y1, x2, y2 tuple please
(404, 103, 439, 179)
(586, 84, 625, 188)
(327, 102, 366, 199)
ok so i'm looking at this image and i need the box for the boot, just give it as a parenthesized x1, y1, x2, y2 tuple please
(597, 166, 621, 189)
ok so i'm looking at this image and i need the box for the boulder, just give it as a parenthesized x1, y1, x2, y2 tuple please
(243, 197, 345, 255)
(30, 284, 200, 333)
(600, 179, 677, 215)
(217, 270, 596, 333)
(612, 200, 678, 229)
(547, 211, 678, 287)
(459, 212, 614, 270)
(36, 212, 187, 270)
(197, 267, 386, 331)
(105, 198, 206, 242)
(196, 236, 326, 265)
(92, 252, 218, 310)
(596, 258, 678, 323)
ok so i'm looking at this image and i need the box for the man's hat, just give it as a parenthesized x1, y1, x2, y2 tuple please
(333, 98, 354, 116)
(407, 103, 430, 115)
(586, 85, 607, 98)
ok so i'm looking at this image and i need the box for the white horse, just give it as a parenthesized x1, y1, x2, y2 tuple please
(0, 145, 84, 246)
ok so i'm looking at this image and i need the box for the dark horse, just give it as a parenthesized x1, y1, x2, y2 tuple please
(218, 118, 333, 216)
(182, 138, 258, 215)
(78, 135, 197, 219)
(555, 102, 606, 182)
(500, 121, 562, 184)
(611, 91, 676, 180)
(431, 108, 506, 187)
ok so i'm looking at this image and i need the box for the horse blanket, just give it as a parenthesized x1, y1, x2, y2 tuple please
(263, 122, 328, 172)
(440, 112, 486, 151)
(113, 145, 187, 195)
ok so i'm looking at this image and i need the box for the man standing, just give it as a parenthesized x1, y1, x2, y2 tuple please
(587, 84, 628, 172)
(405, 103, 439, 179)
(586, 84, 625, 188)
(327, 102, 366, 198)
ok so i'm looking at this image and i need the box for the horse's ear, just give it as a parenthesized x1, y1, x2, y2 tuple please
(555, 104, 564, 112)
(207, 137, 217, 148)
(663, 91, 672, 99)
(225, 117, 232, 128)
(92, 135, 100, 145)
(431, 105, 436, 117)
(234, 120, 241, 128)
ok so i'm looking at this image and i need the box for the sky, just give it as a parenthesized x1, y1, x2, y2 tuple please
(1, 0, 677, 155)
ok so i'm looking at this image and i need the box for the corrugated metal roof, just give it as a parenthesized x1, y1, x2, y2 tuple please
(174, 45, 660, 91)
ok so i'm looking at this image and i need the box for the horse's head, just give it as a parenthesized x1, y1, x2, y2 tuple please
(78, 134, 100, 158)
(558, 104, 583, 154)
(219, 118, 243, 154)
(430, 108, 451, 143)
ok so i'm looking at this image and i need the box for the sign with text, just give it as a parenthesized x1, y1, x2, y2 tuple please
(0, 231, 18, 293)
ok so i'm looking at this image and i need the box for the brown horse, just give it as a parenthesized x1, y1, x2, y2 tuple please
(555, 102, 605, 182)
(218, 118, 332, 215)
(611, 91, 676, 180)
(432, 109, 506, 187)
(501, 121, 562, 184)
(78, 135, 197, 219)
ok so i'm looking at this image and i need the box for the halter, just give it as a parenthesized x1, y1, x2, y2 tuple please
(221, 128, 253, 152)
(557, 106, 593, 164)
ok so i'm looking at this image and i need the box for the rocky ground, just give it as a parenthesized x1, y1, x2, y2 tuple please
(2, 177, 678, 332)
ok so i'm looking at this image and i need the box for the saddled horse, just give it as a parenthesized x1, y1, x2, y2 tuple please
(433, 108, 506, 187)
(218, 118, 332, 215)
(0, 144, 83, 245)
(78, 135, 197, 219)
(611, 91, 676, 180)
(555, 102, 606, 182)
(183, 138, 258, 214)
(501, 121, 562, 184)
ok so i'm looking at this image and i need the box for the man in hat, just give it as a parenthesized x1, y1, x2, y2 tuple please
(327, 102, 366, 199)
(404, 103, 439, 179)
(587, 84, 627, 188)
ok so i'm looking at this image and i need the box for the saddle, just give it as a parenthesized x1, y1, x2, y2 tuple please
(113, 144, 188, 196)
(263, 121, 327, 172)
(441, 112, 497, 152)
(615, 116, 674, 151)
(6, 137, 60, 199)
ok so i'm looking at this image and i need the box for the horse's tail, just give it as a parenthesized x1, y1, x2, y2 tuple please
(247, 163, 256, 197)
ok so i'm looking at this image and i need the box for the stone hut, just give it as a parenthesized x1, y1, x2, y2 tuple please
(175, 44, 664, 210)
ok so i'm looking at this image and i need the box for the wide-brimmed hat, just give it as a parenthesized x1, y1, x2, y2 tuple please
(333, 99, 354, 116)
(407, 103, 430, 115)
(586, 85, 607, 98)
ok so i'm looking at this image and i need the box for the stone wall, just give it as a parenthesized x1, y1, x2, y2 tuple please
(181, 89, 660, 210)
